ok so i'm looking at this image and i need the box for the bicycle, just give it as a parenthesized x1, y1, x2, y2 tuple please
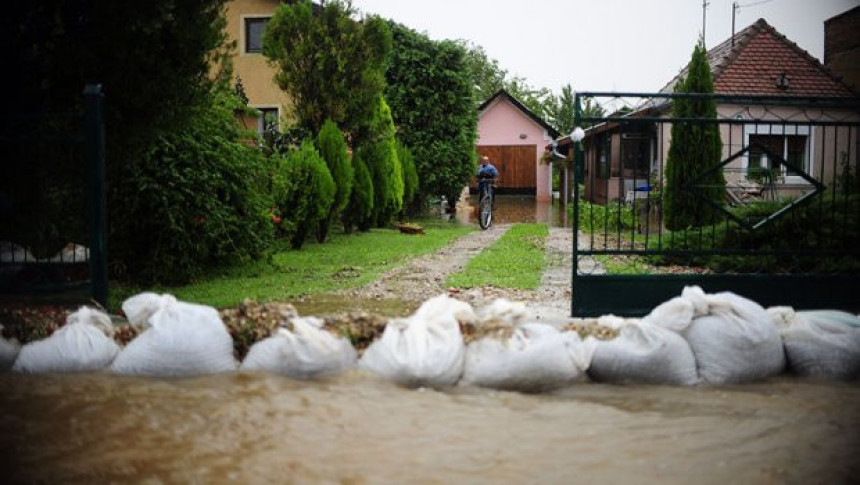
(477, 177, 496, 230)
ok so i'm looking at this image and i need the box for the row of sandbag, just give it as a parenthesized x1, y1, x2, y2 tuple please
(589, 286, 860, 384)
(0, 292, 594, 392)
(2, 288, 859, 390)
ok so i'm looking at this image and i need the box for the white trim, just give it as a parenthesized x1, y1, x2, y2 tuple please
(240, 14, 272, 55)
(742, 123, 815, 183)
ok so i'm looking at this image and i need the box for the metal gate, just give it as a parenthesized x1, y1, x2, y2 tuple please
(0, 84, 108, 306)
(571, 92, 860, 316)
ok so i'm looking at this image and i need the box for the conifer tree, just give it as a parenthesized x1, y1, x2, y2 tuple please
(664, 40, 726, 230)
(316, 118, 353, 241)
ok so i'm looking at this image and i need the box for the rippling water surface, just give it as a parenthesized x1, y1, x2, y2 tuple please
(1, 372, 858, 484)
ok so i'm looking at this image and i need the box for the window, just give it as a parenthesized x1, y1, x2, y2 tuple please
(256, 107, 279, 135)
(245, 17, 269, 53)
(598, 133, 610, 179)
(744, 125, 813, 181)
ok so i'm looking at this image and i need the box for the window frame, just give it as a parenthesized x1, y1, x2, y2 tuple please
(743, 124, 814, 184)
(243, 16, 270, 54)
(253, 106, 280, 135)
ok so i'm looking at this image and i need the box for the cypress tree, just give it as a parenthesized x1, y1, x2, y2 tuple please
(396, 139, 419, 217)
(316, 118, 353, 242)
(343, 148, 375, 233)
(664, 40, 726, 230)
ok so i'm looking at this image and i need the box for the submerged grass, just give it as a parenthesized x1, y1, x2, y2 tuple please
(111, 219, 474, 309)
(446, 223, 548, 290)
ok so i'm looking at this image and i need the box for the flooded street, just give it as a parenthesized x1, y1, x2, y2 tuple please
(1, 372, 858, 484)
(455, 194, 572, 228)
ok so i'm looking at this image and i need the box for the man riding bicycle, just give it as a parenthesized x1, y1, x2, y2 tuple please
(476, 155, 499, 229)
(477, 155, 498, 200)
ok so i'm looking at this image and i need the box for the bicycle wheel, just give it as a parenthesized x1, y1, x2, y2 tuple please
(478, 194, 493, 229)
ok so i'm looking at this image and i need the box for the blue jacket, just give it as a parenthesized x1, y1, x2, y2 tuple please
(477, 163, 498, 180)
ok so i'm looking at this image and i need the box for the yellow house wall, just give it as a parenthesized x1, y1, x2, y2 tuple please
(224, 0, 293, 123)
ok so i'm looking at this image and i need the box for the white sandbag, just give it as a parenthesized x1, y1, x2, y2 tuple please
(111, 293, 237, 377)
(477, 298, 534, 326)
(1, 325, 21, 370)
(240, 316, 357, 379)
(359, 295, 474, 387)
(12, 307, 120, 373)
(768, 307, 860, 380)
(680, 286, 785, 384)
(588, 315, 699, 385)
(461, 322, 596, 392)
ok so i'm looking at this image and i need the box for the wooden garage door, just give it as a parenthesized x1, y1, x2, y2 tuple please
(476, 145, 536, 191)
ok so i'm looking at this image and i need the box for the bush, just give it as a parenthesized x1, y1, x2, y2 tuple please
(342, 148, 375, 233)
(574, 199, 635, 233)
(110, 92, 274, 284)
(360, 96, 403, 227)
(316, 118, 353, 241)
(275, 140, 335, 249)
(397, 139, 419, 217)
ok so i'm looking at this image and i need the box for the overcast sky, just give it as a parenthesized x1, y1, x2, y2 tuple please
(351, 0, 858, 95)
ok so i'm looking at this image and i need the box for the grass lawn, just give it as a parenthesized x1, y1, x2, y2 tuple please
(110, 219, 474, 309)
(446, 223, 548, 290)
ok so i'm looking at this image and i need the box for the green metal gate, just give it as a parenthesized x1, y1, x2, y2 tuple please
(0, 84, 108, 306)
(571, 92, 860, 316)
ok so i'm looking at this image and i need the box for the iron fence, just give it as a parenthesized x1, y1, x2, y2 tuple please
(0, 84, 107, 306)
(571, 92, 860, 316)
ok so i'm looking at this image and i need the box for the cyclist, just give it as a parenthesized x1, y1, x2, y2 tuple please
(476, 155, 499, 200)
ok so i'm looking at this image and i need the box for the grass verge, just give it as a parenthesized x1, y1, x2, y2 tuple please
(111, 219, 474, 309)
(446, 223, 548, 290)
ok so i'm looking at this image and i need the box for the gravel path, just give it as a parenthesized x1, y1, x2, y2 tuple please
(339, 224, 592, 320)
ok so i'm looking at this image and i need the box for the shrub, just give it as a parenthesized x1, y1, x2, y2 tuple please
(397, 139, 419, 217)
(110, 92, 274, 284)
(316, 118, 353, 241)
(275, 140, 335, 249)
(360, 96, 403, 227)
(342, 148, 374, 233)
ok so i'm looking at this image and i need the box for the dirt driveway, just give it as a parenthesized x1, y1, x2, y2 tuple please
(339, 224, 577, 319)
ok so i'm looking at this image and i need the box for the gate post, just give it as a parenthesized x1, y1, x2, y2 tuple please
(84, 84, 108, 307)
(571, 94, 583, 316)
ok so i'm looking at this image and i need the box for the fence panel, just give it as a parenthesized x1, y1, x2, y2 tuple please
(571, 92, 860, 316)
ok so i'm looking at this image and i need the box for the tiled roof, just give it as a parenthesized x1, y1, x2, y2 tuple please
(661, 19, 855, 97)
(478, 89, 560, 138)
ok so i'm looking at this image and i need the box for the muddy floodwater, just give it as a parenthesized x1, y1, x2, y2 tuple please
(1, 372, 857, 484)
(455, 194, 572, 228)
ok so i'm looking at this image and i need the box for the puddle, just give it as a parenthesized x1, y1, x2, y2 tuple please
(291, 293, 418, 317)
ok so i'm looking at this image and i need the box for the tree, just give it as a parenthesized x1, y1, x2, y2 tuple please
(359, 96, 403, 227)
(263, 0, 391, 136)
(457, 40, 507, 105)
(664, 40, 726, 230)
(277, 140, 335, 249)
(385, 22, 477, 209)
(1, 0, 266, 283)
(544, 84, 576, 134)
(316, 119, 353, 242)
(343, 149, 374, 233)
(396, 139, 419, 217)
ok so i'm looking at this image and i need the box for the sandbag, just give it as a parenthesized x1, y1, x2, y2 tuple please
(588, 315, 699, 385)
(12, 307, 120, 373)
(359, 294, 474, 387)
(681, 286, 785, 384)
(1, 325, 21, 370)
(768, 307, 860, 380)
(476, 298, 534, 326)
(461, 322, 596, 392)
(111, 293, 237, 377)
(240, 316, 357, 379)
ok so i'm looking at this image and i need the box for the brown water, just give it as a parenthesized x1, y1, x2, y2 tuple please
(454, 194, 572, 228)
(1, 372, 857, 484)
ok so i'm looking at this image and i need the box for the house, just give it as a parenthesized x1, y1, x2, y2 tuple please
(558, 18, 858, 205)
(824, 6, 860, 92)
(223, 0, 319, 134)
(477, 90, 560, 201)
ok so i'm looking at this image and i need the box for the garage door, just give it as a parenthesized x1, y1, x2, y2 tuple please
(475, 145, 536, 191)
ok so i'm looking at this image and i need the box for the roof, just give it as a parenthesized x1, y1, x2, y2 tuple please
(478, 90, 561, 138)
(660, 18, 856, 97)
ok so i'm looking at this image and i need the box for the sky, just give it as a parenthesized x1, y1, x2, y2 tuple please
(350, 0, 858, 95)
